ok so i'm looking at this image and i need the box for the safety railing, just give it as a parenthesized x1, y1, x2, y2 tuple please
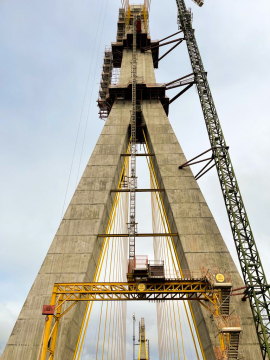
(215, 314, 241, 331)
(202, 267, 231, 286)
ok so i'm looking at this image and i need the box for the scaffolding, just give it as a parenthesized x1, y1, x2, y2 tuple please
(117, 8, 126, 42)
(111, 68, 120, 86)
(98, 47, 113, 120)
(121, 0, 129, 12)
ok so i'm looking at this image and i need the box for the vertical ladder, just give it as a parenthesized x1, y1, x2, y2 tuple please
(220, 288, 231, 316)
(129, 15, 137, 261)
(228, 332, 241, 359)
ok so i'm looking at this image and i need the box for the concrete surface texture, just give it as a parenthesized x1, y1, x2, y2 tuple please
(142, 98, 261, 358)
(2, 101, 131, 359)
(2, 11, 262, 360)
(119, 49, 156, 86)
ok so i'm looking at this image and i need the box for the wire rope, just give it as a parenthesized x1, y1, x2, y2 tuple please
(178, 302, 187, 360)
(75, 0, 109, 187)
(61, 0, 107, 220)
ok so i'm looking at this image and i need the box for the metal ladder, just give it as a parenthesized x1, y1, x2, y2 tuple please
(220, 288, 231, 315)
(228, 332, 241, 359)
(128, 17, 137, 261)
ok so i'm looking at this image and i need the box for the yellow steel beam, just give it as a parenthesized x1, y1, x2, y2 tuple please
(49, 280, 219, 302)
(97, 233, 178, 237)
(40, 284, 222, 360)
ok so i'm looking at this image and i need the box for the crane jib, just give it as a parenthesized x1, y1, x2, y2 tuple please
(175, 0, 270, 358)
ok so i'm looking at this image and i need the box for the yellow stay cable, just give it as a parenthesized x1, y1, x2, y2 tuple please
(96, 222, 113, 360)
(101, 208, 117, 360)
(102, 175, 127, 360)
(149, 159, 171, 360)
(172, 301, 181, 360)
(114, 230, 122, 360)
(106, 194, 124, 360)
(74, 144, 131, 360)
(145, 144, 181, 360)
(177, 302, 186, 360)
(138, 332, 141, 360)
(145, 336, 149, 360)
(143, 132, 204, 360)
(110, 300, 117, 360)
(158, 225, 174, 360)
(112, 204, 121, 360)
(151, 186, 166, 360)
(115, 240, 121, 360)
(148, 156, 200, 360)
(159, 217, 176, 360)
(96, 302, 105, 359)
(156, 191, 180, 360)
(114, 302, 120, 360)
(75, 199, 117, 359)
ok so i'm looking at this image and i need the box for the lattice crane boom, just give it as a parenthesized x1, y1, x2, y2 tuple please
(175, 0, 270, 358)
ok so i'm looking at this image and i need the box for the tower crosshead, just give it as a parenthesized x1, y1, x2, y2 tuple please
(2, 3, 267, 360)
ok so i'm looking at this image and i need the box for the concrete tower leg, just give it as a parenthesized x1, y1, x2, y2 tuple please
(1, 101, 131, 360)
(143, 99, 261, 359)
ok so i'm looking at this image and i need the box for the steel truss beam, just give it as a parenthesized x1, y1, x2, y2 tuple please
(175, 0, 270, 358)
(121, 153, 155, 156)
(110, 189, 164, 193)
(39, 280, 220, 358)
(97, 233, 178, 238)
(49, 280, 220, 302)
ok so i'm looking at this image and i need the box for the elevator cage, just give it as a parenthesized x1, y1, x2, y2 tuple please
(127, 256, 165, 282)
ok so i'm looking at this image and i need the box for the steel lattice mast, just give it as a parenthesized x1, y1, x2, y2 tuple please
(175, 0, 270, 358)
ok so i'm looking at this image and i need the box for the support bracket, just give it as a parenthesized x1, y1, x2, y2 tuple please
(154, 39, 184, 66)
(143, 37, 184, 52)
(142, 30, 183, 52)
(179, 146, 229, 180)
(169, 82, 194, 104)
(166, 73, 194, 90)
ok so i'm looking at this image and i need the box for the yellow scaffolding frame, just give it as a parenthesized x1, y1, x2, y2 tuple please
(39, 280, 221, 359)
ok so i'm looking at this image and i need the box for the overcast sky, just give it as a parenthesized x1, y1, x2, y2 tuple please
(0, 0, 270, 358)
